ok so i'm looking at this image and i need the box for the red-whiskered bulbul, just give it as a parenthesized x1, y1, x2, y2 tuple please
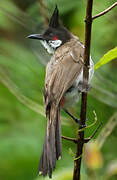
(28, 6, 94, 178)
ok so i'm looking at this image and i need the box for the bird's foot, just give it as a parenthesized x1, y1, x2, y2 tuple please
(63, 108, 86, 128)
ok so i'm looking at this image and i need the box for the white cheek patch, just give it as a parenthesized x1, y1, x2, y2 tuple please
(40, 40, 54, 54)
(49, 40, 62, 48)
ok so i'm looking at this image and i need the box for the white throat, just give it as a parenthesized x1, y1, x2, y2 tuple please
(40, 40, 54, 54)
(48, 39, 62, 48)
(40, 39, 62, 54)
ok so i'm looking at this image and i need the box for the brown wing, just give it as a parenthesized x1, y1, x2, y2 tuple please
(44, 46, 84, 109)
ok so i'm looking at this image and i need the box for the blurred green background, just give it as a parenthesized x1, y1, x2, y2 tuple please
(0, 0, 117, 180)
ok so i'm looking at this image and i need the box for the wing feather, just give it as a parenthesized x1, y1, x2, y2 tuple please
(44, 43, 84, 107)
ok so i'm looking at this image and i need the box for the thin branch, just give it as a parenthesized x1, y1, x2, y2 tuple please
(62, 136, 77, 143)
(73, 0, 93, 180)
(92, 2, 117, 20)
(84, 122, 102, 143)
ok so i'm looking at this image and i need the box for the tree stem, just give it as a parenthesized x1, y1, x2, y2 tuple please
(73, 0, 93, 179)
(72, 1, 117, 179)
(92, 2, 117, 20)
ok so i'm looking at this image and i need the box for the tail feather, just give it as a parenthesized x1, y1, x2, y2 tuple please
(56, 106, 62, 160)
(38, 104, 61, 178)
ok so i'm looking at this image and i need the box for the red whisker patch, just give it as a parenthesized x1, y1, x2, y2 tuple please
(52, 36, 59, 40)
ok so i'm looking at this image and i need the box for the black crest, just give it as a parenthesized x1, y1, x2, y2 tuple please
(49, 5, 59, 28)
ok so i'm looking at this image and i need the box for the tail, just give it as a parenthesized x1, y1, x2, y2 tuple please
(38, 104, 62, 178)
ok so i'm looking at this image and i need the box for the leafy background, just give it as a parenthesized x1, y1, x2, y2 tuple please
(0, 0, 117, 180)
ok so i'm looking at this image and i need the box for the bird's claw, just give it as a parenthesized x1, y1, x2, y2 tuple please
(63, 108, 87, 128)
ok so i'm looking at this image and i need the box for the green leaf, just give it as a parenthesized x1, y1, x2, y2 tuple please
(94, 47, 117, 70)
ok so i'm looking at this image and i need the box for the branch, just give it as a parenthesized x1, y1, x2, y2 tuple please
(84, 122, 102, 143)
(62, 136, 77, 143)
(73, 0, 94, 179)
(92, 2, 117, 20)
(72, 1, 117, 180)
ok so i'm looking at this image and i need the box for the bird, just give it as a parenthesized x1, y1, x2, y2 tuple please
(27, 5, 94, 178)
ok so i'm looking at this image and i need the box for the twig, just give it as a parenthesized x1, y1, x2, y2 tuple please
(84, 122, 102, 143)
(73, 0, 93, 180)
(62, 136, 77, 143)
(92, 2, 117, 20)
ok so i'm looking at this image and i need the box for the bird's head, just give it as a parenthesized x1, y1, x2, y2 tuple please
(27, 6, 71, 54)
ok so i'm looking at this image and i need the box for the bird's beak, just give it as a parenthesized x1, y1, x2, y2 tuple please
(27, 34, 44, 40)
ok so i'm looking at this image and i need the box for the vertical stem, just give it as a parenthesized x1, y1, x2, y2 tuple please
(73, 0, 93, 180)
